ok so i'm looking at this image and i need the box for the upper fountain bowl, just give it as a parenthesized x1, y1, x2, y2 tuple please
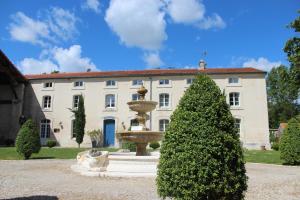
(127, 101, 157, 113)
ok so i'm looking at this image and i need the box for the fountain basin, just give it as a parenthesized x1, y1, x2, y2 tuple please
(127, 101, 157, 113)
(118, 131, 162, 143)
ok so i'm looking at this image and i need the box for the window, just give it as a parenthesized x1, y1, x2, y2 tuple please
(105, 94, 115, 108)
(186, 78, 195, 84)
(234, 118, 241, 133)
(159, 119, 169, 132)
(229, 77, 239, 84)
(74, 81, 83, 87)
(229, 92, 240, 106)
(43, 82, 53, 88)
(132, 79, 143, 86)
(71, 120, 76, 138)
(159, 93, 170, 108)
(159, 79, 169, 85)
(73, 95, 80, 109)
(106, 80, 116, 87)
(43, 96, 51, 109)
(132, 93, 139, 101)
(130, 119, 139, 127)
(40, 119, 51, 138)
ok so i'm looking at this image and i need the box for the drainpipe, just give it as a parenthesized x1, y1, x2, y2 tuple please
(149, 77, 153, 130)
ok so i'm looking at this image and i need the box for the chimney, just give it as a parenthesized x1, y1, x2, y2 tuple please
(199, 59, 206, 70)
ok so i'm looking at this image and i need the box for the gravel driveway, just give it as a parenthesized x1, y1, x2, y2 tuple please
(0, 160, 299, 200)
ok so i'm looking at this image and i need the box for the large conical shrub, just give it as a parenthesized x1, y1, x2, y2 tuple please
(157, 75, 247, 200)
(72, 95, 86, 148)
(279, 118, 300, 165)
(15, 119, 41, 159)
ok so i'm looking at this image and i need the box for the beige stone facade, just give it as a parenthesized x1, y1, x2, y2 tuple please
(24, 68, 270, 149)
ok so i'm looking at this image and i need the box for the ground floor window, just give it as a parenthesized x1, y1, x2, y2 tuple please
(159, 119, 170, 132)
(234, 118, 241, 133)
(71, 120, 76, 138)
(40, 119, 51, 138)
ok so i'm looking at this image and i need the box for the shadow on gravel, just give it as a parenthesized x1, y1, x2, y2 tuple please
(1, 196, 58, 200)
(31, 157, 55, 159)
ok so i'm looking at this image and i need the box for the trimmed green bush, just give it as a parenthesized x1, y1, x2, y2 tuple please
(271, 142, 279, 151)
(71, 95, 86, 148)
(15, 119, 41, 159)
(150, 142, 160, 150)
(279, 118, 300, 165)
(157, 75, 247, 200)
(46, 140, 57, 148)
(122, 141, 136, 152)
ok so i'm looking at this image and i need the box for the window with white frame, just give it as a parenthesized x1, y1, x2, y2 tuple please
(40, 119, 51, 138)
(43, 82, 53, 88)
(43, 96, 51, 109)
(186, 78, 195, 85)
(105, 94, 115, 108)
(106, 80, 116, 87)
(234, 118, 241, 133)
(229, 92, 240, 106)
(159, 93, 170, 108)
(74, 81, 83, 87)
(71, 120, 76, 138)
(132, 79, 143, 86)
(159, 79, 170, 85)
(229, 77, 239, 84)
(132, 93, 139, 101)
(159, 119, 170, 132)
(73, 95, 80, 109)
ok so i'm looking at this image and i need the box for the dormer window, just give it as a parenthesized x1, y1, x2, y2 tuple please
(132, 79, 143, 86)
(74, 81, 83, 87)
(229, 77, 239, 84)
(159, 79, 170, 85)
(106, 80, 116, 87)
(44, 82, 53, 88)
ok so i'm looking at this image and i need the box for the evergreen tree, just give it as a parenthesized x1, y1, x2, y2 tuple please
(157, 75, 247, 200)
(15, 119, 41, 159)
(72, 95, 86, 148)
(279, 117, 300, 165)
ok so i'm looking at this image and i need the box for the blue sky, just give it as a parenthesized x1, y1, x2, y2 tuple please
(0, 0, 298, 74)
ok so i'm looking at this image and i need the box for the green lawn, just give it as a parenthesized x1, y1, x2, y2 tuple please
(0, 147, 282, 164)
(0, 147, 119, 160)
(244, 149, 282, 165)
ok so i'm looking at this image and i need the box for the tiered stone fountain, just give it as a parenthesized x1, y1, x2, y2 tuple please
(118, 85, 163, 156)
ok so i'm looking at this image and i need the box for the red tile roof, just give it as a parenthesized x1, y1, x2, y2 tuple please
(25, 67, 265, 80)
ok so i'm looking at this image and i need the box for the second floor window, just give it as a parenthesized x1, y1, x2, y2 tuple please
(229, 92, 240, 106)
(43, 96, 51, 109)
(229, 77, 239, 84)
(159, 93, 170, 108)
(159, 119, 170, 132)
(106, 80, 116, 86)
(74, 81, 83, 87)
(105, 94, 115, 108)
(132, 79, 143, 86)
(132, 93, 139, 101)
(73, 95, 80, 109)
(159, 79, 169, 85)
(186, 78, 195, 85)
(43, 82, 53, 88)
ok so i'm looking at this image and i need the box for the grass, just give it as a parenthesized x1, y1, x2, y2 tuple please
(244, 149, 282, 165)
(0, 147, 119, 160)
(0, 147, 283, 164)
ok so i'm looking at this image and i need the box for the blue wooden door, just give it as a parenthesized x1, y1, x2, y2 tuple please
(103, 119, 115, 146)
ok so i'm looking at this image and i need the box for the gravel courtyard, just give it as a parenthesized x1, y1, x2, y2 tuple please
(0, 160, 299, 200)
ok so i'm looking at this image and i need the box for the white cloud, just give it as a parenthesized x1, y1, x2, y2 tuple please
(82, 0, 101, 13)
(242, 57, 282, 71)
(167, 0, 205, 24)
(9, 7, 78, 46)
(196, 13, 226, 30)
(53, 45, 96, 72)
(19, 58, 58, 74)
(144, 52, 164, 67)
(9, 12, 50, 46)
(18, 45, 97, 74)
(105, 0, 167, 50)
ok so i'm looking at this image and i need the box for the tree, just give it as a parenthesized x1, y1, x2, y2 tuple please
(15, 119, 41, 159)
(72, 95, 86, 148)
(157, 75, 247, 200)
(279, 117, 300, 165)
(267, 65, 299, 128)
